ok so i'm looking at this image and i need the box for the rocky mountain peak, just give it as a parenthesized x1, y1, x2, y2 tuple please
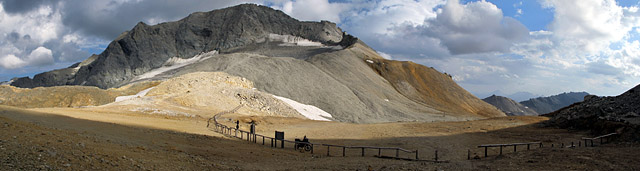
(11, 3, 344, 89)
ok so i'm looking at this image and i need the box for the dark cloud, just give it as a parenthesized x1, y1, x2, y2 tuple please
(0, 0, 57, 14)
(43, 39, 89, 62)
(60, 0, 257, 40)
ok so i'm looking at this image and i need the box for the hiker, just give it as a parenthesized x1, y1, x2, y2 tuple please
(236, 120, 239, 130)
(250, 121, 256, 134)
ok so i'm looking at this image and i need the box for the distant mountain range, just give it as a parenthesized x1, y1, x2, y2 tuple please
(476, 91, 541, 102)
(483, 92, 591, 116)
(520, 92, 590, 114)
(482, 95, 538, 116)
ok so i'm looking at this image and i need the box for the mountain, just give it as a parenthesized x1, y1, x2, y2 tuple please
(476, 91, 541, 102)
(482, 95, 538, 116)
(7, 4, 504, 123)
(546, 85, 640, 140)
(520, 92, 590, 114)
(508, 92, 541, 102)
(11, 4, 343, 88)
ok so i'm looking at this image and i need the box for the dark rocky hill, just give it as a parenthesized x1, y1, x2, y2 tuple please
(520, 92, 590, 114)
(482, 95, 538, 116)
(546, 84, 640, 141)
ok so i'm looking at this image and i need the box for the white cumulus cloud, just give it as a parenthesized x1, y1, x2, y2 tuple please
(26, 46, 54, 66)
(0, 54, 26, 69)
(270, 0, 348, 23)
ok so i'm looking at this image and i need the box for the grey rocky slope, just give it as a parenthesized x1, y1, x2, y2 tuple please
(11, 4, 342, 88)
(520, 92, 590, 114)
(546, 84, 640, 141)
(482, 95, 538, 116)
(8, 4, 504, 123)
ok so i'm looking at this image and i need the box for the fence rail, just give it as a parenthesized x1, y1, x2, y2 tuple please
(207, 106, 433, 161)
(582, 133, 617, 147)
(477, 142, 542, 157)
(208, 105, 617, 161)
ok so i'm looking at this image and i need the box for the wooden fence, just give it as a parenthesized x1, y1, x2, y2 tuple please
(207, 107, 440, 161)
(475, 133, 618, 158)
(477, 142, 542, 157)
(582, 133, 617, 147)
(208, 106, 617, 161)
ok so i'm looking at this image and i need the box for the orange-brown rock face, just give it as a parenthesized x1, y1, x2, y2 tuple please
(366, 59, 505, 118)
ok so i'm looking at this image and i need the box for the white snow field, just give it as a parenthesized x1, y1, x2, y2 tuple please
(272, 95, 333, 121)
(115, 87, 155, 102)
(132, 50, 218, 81)
(267, 34, 324, 46)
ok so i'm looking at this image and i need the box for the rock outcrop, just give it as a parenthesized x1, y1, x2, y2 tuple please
(482, 95, 538, 116)
(546, 85, 640, 141)
(11, 4, 343, 89)
(521, 92, 590, 114)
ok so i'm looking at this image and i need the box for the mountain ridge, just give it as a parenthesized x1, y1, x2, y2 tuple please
(482, 95, 538, 116)
(5, 4, 504, 123)
(520, 91, 589, 114)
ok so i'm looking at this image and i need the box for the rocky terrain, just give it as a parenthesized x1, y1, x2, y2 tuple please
(546, 84, 640, 140)
(0, 82, 159, 108)
(521, 92, 589, 114)
(5, 4, 503, 123)
(483, 95, 538, 116)
(11, 4, 343, 89)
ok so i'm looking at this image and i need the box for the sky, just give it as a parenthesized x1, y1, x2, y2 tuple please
(0, 0, 639, 99)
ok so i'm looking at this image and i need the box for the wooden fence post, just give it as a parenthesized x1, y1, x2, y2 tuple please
(514, 145, 517, 152)
(378, 148, 381, 157)
(343, 147, 346, 157)
(361, 148, 365, 157)
(484, 147, 488, 157)
(435, 150, 438, 161)
(467, 149, 470, 160)
(327, 145, 330, 156)
(416, 150, 419, 160)
(499, 146, 503, 155)
(396, 149, 399, 158)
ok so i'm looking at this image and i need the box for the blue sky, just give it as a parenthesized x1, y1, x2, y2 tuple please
(1, 0, 640, 100)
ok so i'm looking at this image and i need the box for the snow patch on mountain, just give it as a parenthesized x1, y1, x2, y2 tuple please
(272, 95, 333, 121)
(115, 87, 155, 102)
(267, 34, 324, 46)
(132, 50, 218, 81)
